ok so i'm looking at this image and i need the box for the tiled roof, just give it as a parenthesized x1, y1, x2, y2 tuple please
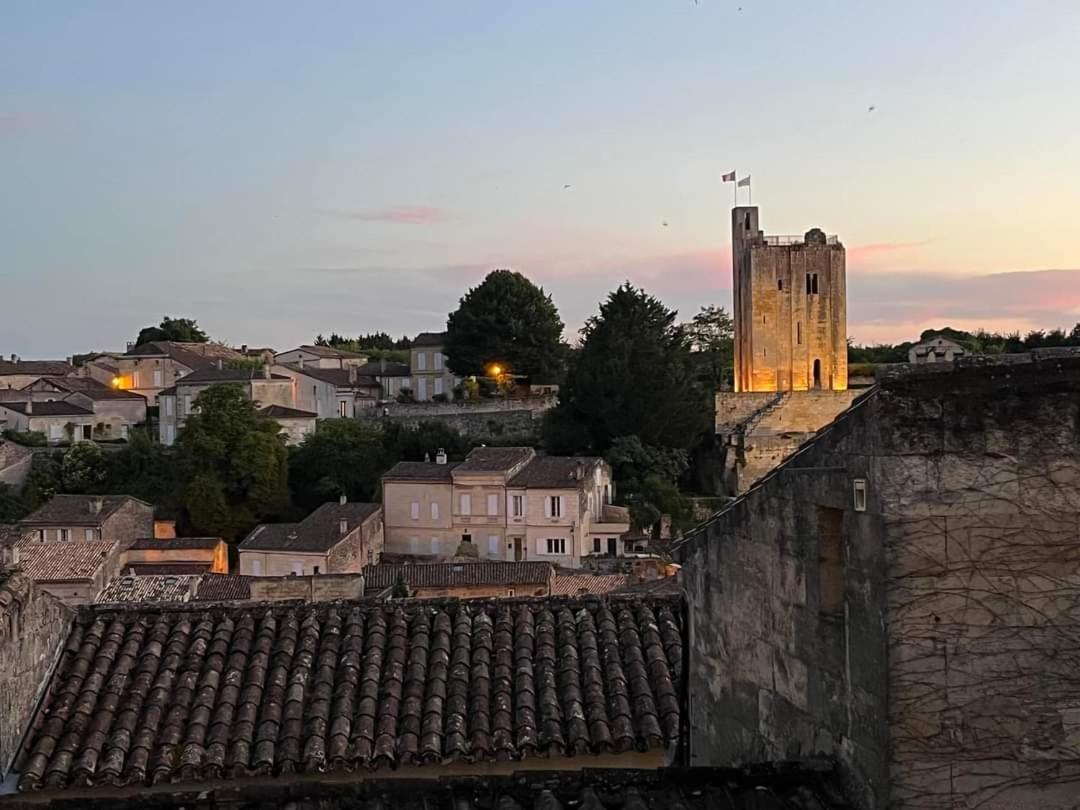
(552, 573, 628, 596)
(364, 561, 554, 590)
(290, 344, 369, 359)
(123, 563, 212, 575)
(0, 359, 74, 377)
(97, 574, 198, 604)
(19, 494, 150, 527)
(373, 361, 410, 377)
(618, 576, 682, 595)
(240, 502, 381, 553)
(128, 536, 222, 551)
(455, 446, 535, 474)
(284, 364, 381, 390)
(15, 539, 117, 582)
(0, 400, 94, 417)
(193, 574, 252, 602)
(258, 404, 317, 419)
(509, 456, 603, 489)
(27, 376, 145, 400)
(124, 342, 242, 371)
(15, 594, 683, 792)
(412, 331, 447, 347)
(382, 460, 459, 482)
(179, 367, 290, 384)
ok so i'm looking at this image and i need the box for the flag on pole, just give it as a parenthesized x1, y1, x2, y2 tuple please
(722, 171, 736, 182)
(737, 174, 751, 187)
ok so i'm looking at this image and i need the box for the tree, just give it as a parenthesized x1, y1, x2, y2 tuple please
(289, 419, 387, 511)
(445, 269, 565, 380)
(175, 385, 288, 541)
(605, 436, 690, 534)
(392, 575, 411, 598)
(686, 305, 734, 389)
(61, 442, 108, 493)
(135, 317, 209, 346)
(551, 282, 709, 452)
(102, 429, 178, 514)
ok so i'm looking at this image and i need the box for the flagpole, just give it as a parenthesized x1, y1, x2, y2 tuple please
(733, 170, 737, 209)
(749, 177, 752, 207)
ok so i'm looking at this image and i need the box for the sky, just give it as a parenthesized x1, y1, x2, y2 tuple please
(3, 0, 1080, 356)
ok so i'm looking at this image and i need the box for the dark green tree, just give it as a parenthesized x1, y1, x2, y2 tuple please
(135, 316, 209, 346)
(686, 305, 735, 389)
(289, 419, 387, 511)
(175, 385, 288, 541)
(61, 442, 108, 493)
(445, 269, 565, 379)
(552, 282, 709, 452)
(102, 429, 178, 513)
(392, 575, 411, 598)
(605, 436, 690, 534)
(0, 483, 26, 522)
(382, 421, 471, 464)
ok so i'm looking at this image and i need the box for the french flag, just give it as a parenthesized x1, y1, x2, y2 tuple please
(722, 171, 736, 182)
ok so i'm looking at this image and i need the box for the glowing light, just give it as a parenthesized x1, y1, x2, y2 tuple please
(490, 364, 503, 377)
(111, 377, 121, 388)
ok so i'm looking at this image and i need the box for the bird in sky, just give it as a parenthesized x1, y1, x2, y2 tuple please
(868, 105, 876, 112)
(662, 221, 669, 227)
(563, 184, 572, 189)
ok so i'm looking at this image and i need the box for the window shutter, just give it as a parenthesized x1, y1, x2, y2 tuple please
(410, 502, 419, 520)
(431, 502, 439, 520)
(544, 497, 551, 518)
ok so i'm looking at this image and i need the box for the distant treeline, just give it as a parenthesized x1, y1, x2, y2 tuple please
(849, 324, 1080, 364)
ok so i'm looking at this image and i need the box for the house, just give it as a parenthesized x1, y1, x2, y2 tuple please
(238, 499, 383, 576)
(158, 362, 293, 446)
(907, 334, 966, 364)
(274, 344, 369, 369)
(116, 341, 246, 405)
(369, 359, 411, 401)
(277, 363, 381, 419)
(409, 331, 458, 400)
(12, 538, 121, 604)
(0, 356, 74, 390)
(18, 494, 154, 545)
(363, 560, 555, 599)
(258, 403, 317, 445)
(381, 446, 630, 567)
(119, 535, 229, 575)
(77, 352, 123, 386)
(0, 439, 32, 489)
(22, 376, 147, 440)
(0, 400, 97, 444)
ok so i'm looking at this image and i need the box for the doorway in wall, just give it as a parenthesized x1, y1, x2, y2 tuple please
(813, 359, 822, 389)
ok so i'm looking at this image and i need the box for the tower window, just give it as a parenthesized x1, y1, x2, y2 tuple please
(797, 322, 802, 345)
(806, 273, 812, 294)
(812, 274, 819, 294)
(778, 279, 783, 291)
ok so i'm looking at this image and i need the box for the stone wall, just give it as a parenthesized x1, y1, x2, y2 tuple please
(327, 513, 384, 573)
(248, 573, 366, 602)
(102, 499, 155, 545)
(0, 572, 72, 775)
(369, 408, 543, 442)
(678, 349, 1080, 809)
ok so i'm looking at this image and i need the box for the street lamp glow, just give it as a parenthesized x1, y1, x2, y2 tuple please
(490, 364, 503, 377)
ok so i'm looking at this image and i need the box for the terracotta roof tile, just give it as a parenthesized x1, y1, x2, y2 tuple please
(19, 495, 150, 527)
(364, 561, 553, 590)
(15, 594, 683, 792)
(382, 461, 459, 482)
(509, 456, 603, 489)
(239, 503, 380, 553)
(0, 401, 94, 417)
(552, 573, 627, 596)
(15, 539, 118, 581)
(97, 574, 199, 603)
(0, 360, 74, 377)
(193, 574, 252, 602)
(455, 446, 535, 474)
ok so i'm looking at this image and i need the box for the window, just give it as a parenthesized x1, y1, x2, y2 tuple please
(431, 502, 440, 520)
(460, 494, 471, 515)
(488, 535, 499, 556)
(84, 529, 95, 541)
(487, 494, 498, 516)
(544, 537, 566, 555)
(434, 353, 444, 370)
(153, 369, 163, 387)
(434, 377, 444, 396)
(806, 273, 812, 294)
(339, 400, 349, 417)
(312, 385, 317, 399)
(853, 479, 867, 512)
(593, 537, 601, 553)
(37, 529, 45, 542)
(778, 279, 783, 290)
(546, 496, 563, 518)
(60, 529, 70, 542)
(251, 558, 263, 575)
(410, 502, 420, 520)
(164, 397, 174, 417)
(183, 394, 191, 415)
(797, 322, 802, 345)
(292, 562, 304, 576)
(512, 494, 524, 517)
(416, 352, 427, 371)
(817, 506, 846, 615)
(430, 537, 439, 554)
(812, 273, 819, 294)
(507, 589, 515, 597)
(313, 565, 320, 575)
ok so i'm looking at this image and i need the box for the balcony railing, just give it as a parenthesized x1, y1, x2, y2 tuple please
(762, 234, 839, 246)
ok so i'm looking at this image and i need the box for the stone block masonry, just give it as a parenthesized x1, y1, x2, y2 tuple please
(0, 573, 72, 775)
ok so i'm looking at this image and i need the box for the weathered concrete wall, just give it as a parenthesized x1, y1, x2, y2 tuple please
(0, 573, 71, 775)
(248, 573, 366, 602)
(372, 409, 542, 442)
(680, 349, 1080, 809)
(677, 392, 887, 808)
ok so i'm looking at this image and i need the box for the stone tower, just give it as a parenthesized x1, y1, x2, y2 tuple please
(732, 206, 847, 393)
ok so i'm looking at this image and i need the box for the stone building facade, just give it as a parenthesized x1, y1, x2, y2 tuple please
(732, 207, 847, 393)
(676, 348, 1080, 809)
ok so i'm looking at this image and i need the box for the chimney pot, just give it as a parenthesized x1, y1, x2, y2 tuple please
(216, 358, 223, 370)
(89, 497, 104, 515)
(241, 344, 248, 353)
(435, 448, 447, 465)
(339, 518, 349, 535)
(339, 493, 347, 505)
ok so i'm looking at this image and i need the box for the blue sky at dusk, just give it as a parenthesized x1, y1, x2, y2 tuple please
(4, 1, 1080, 355)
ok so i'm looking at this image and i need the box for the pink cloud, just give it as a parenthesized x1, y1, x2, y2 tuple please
(316, 205, 452, 225)
(847, 239, 933, 264)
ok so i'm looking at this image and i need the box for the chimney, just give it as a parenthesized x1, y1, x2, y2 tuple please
(435, 448, 447, 465)
(89, 497, 104, 516)
(348, 365, 358, 383)
(262, 363, 271, 380)
(339, 493, 347, 505)
(216, 358, 223, 370)
(339, 518, 349, 536)
(9, 353, 17, 362)
(241, 344, 248, 354)
(298, 356, 305, 369)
